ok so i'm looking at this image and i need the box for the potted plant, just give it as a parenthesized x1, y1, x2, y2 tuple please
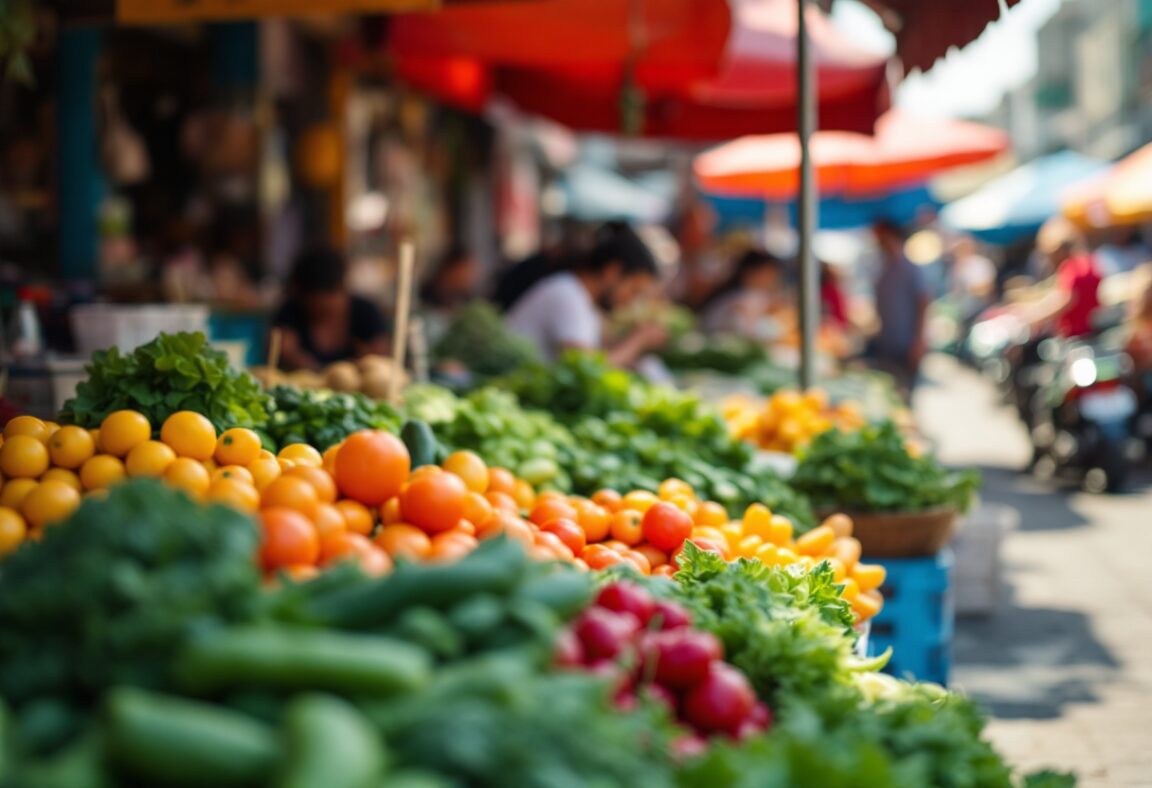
(790, 421, 980, 557)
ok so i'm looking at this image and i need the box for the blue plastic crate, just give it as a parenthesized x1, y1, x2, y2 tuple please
(866, 549, 954, 686)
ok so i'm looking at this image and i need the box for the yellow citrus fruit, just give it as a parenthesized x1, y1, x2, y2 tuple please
(207, 477, 260, 512)
(257, 448, 276, 461)
(213, 465, 255, 486)
(278, 443, 323, 468)
(47, 425, 96, 469)
(100, 411, 152, 457)
(0, 506, 27, 556)
(125, 440, 178, 478)
(261, 475, 320, 515)
(215, 428, 262, 467)
(162, 457, 211, 498)
(247, 456, 282, 491)
(443, 451, 489, 493)
(4, 415, 49, 442)
(322, 444, 341, 475)
(0, 478, 38, 510)
(21, 479, 81, 528)
(160, 411, 217, 461)
(79, 454, 126, 491)
(0, 435, 49, 479)
(41, 468, 82, 493)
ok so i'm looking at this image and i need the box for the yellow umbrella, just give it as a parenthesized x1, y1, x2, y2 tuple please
(1064, 141, 1152, 227)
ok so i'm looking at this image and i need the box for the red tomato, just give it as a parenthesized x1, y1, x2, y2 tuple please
(333, 430, 410, 505)
(582, 543, 627, 570)
(541, 517, 586, 556)
(642, 502, 693, 553)
(529, 498, 578, 526)
(260, 508, 319, 571)
(534, 530, 575, 561)
(682, 662, 757, 734)
(400, 471, 469, 534)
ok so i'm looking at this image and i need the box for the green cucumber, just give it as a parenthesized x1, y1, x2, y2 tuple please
(106, 688, 279, 786)
(277, 695, 385, 788)
(176, 626, 431, 696)
(400, 420, 439, 468)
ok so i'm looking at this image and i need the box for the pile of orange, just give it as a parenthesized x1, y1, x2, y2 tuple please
(723, 388, 867, 454)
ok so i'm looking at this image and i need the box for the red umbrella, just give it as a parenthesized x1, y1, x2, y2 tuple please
(391, 0, 890, 138)
(694, 109, 1010, 198)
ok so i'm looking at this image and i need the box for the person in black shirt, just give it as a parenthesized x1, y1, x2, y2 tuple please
(272, 247, 389, 370)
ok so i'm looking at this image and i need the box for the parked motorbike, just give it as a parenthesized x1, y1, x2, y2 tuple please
(1028, 336, 1138, 493)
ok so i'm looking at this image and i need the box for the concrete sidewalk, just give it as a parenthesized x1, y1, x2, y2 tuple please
(915, 355, 1152, 787)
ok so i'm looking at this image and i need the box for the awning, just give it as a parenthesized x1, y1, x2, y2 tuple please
(115, 0, 441, 24)
(1063, 142, 1152, 228)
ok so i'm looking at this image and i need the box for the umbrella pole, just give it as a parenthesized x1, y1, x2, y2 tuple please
(796, 0, 819, 390)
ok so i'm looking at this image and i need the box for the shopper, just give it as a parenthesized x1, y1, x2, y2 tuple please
(505, 221, 666, 366)
(699, 249, 784, 336)
(1023, 219, 1102, 339)
(272, 247, 390, 371)
(869, 220, 931, 392)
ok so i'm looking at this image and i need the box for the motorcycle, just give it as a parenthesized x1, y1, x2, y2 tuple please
(1027, 336, 1139, 493)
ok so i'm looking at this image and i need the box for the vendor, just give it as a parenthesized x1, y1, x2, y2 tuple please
(1020, 219, 1102, 340)
(699, 249, 784, 336)
(272, 247, 390, 371)
(505, 221, 666, 367)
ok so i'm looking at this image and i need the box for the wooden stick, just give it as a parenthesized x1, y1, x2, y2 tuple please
(388, 240, 415, 404)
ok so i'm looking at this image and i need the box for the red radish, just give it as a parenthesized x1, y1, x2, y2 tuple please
(574, 608, 641, 661)
(682, 662, 757, 734)
(645, 630, 724, 689)
(748, 702, 773, 729)
(649, 599, 693, 630)
(554, 627, 584, 667)
(595, 582, 656, 623)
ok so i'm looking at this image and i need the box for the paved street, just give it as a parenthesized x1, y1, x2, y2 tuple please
(916, 356, 1152, 788)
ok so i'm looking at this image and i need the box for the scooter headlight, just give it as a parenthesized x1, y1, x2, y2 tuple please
(1070, 357, 1098, 388)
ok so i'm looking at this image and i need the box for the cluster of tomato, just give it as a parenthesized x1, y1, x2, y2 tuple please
(556, 581, 769, 750)
(723, 388, 866, 454)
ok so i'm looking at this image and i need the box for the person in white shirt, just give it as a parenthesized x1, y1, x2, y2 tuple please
(506, 222, 666, 366)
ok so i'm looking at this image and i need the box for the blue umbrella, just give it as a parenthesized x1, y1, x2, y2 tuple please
(705, 184, 939, 232)
(939, 151, 1109, 245)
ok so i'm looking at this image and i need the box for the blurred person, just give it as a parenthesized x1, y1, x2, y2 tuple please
(494, 219, 583, 311)
(273, 247, 390, 371)
(1022, 218, 1102, 339)
(868, 220, 931, 392)
(506, 221, 666, 366)
(419, 245, 483, 344)
(698, 249, 785, 336)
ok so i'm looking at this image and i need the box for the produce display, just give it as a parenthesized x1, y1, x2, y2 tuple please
(501, 353, 817, 529)
(264, 386, 401, 452)
(792, 422, 981, 514)
(723, 387, 868, 454)
(58, 331, 272, 432)
(251, 354, 408, 400)
(431, 301, 541, 383)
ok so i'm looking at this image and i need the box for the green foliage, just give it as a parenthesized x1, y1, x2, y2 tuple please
(59, 332, 272, 432)
(266, 386, 401, 451)
(432, 301, 540, 382)
(0, 481, 262, 707)
(791, 422, 981, 514)
(661, 333, 771, 375)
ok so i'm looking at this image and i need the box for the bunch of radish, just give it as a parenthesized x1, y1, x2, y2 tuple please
(555, 581, 772, 748)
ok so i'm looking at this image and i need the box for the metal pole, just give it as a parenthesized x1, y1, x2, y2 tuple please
(796, 0, 819, 389)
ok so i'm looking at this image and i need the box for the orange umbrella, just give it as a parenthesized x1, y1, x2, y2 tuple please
(1063, 141, 1152, 227)
(693, 109, 1010, 199)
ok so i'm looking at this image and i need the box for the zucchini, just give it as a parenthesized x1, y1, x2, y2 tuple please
(106, 688, 279, 786)
(176, 626, 431, 696)
(277, 695, 385, 788)
(400, 420, 439, 468)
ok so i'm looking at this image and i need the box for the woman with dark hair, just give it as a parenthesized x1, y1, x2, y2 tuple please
(272, 247, 390, 371)
(700, 249, 784, 336)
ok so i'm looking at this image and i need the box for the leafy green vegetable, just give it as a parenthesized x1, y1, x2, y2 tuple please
(432, 301, 540, 383)
(59, 332, 271, 432)
(791, 422, 981, 514)
(266, 386, 401, 451)
(661, 333, 771, 375)
(0, 480, 262, 708)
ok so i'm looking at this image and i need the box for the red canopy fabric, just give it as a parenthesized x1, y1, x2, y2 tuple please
(391, 0, 891, 139)
(694, 109, 1010, 198)
(862, 0, 1025, 73)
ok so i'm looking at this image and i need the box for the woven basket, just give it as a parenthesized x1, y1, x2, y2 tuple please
(821, 508, 958, 558)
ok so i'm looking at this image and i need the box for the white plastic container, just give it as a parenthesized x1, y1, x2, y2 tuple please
(70, 304, 210, 356)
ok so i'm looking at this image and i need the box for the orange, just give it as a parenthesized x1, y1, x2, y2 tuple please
(215, 428, 262, 467)
(427, 531, 478, 563)
(4, 415, 49, 442)
(322, 444, 341, 475)
(582, 544, 626, 570)
(319, 531, 375, 567)
(47, 425, 95, 469)
(0, 479, 37, 510)
(635, 543, 668, 569)
(247, 456, 282, 491)
(213, 465, 255, 486)
(80, 453, 127, 491)
(161, 411, 217, 461)
(99, 411, 152, 457)
(261, 508, 320, 571)
(261, 475, 321, 515)
(486, 467, 517, 496)
(40, 468, 82, 493)
(573, 500, 611, 543)
(694, 501, 729, 528)
(374, 523, 432, 561)
(534, 530, 574, 561)
(442, 451, 488, 493)
(0, 506, 26, 556)
(485, 491, 518, 514)
(621, 550, 652, 575)
(462, 491, 495, 531)
(278, 443, 323, 468)
(591, 489, 623, 512)
(529, 498, 577, 526)
(162, 458, 211, 499)
(512, 479, 536, 510)
(540, 518, 585, 556)
(125, 440, 177, 478)
(333, 430, 410, 505)
(609, 510, 644, 546)
(286, 465, 337, 504)
(335, 499, 375, 536)
(207, 478, 261, 512)
(0, 435, 49, 479)
(380, 497, 402, 526)
(621, 490, 658, 514)
(400, 472, 468, 535)
(311, 503, 348, 541)
(21, 479, 81, 528)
